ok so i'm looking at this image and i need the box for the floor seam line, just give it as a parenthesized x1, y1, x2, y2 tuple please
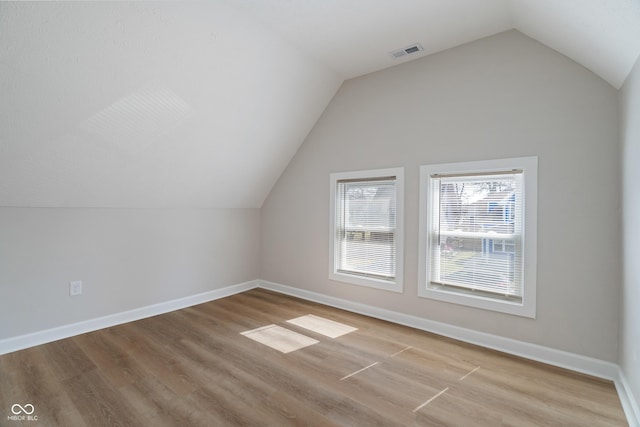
(459, 366, 480, 381)
(413, 387, 449, 413)
(340, 361, 380, 381)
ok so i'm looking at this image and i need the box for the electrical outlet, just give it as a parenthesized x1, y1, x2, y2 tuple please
(69, 280, 82, 296)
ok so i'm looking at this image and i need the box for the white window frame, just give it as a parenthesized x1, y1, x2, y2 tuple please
(329, 168, 404, 293)
(418, 157, 537, 318)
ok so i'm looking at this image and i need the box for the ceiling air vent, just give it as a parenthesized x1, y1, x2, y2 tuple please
(389, 43, 424, 59)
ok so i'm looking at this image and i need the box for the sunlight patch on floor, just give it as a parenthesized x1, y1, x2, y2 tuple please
(286, 314, 358, 338)
(240, 325, 319, 353)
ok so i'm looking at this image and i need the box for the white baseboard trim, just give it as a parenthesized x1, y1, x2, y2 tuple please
(0, 280, 259, 356)
(615, 369, 640, 427)
(258, 280, 617, 378)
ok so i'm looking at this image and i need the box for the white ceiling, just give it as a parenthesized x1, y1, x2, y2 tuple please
(1, 1, 639, 208)
(231, 0, 513, 80)
(231, 0, 640, 87)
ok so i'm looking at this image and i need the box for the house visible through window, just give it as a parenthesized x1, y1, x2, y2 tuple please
(430, 171, 522, 297)
(418, 157, 537, 318)
(329, 168, 404, 292)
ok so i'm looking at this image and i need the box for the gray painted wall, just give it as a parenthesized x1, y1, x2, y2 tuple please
(260, 30, 620, 362)
(0, 207, 259, 339)
(620, 55, 640, 406)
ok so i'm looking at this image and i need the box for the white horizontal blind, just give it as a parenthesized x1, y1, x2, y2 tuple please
(430, 171, 524, 299)
(336, 177, 396, 281)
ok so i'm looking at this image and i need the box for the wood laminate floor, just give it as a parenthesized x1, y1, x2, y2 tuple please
(0, 289, 628, 426)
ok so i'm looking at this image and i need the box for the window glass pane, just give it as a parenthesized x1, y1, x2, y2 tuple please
(337, 179, 396, 280)
(430, 173, 523, 298)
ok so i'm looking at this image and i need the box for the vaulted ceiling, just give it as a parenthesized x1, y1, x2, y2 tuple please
(1, 1, 639, 208)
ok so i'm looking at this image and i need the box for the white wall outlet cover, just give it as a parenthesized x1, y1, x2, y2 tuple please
(69, 281, 82, 296)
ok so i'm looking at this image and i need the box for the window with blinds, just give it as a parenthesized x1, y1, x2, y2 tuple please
(429, 171, 523, 300)
(336, 177, 396, 280)
(418, 157, 537, 318)
(330, 168, 404, 292)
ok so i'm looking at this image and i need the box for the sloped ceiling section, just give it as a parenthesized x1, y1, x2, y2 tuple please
(0, 1, 342, 208)
(512, 0, 640, 89)
(1, 1, 639, 209)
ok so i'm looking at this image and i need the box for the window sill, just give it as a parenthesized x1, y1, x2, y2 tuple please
(329, 271, 403, 293)
(418, 285, 535, 318)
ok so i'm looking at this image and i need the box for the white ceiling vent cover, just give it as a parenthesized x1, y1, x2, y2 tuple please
(390, 43, 424, 59)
